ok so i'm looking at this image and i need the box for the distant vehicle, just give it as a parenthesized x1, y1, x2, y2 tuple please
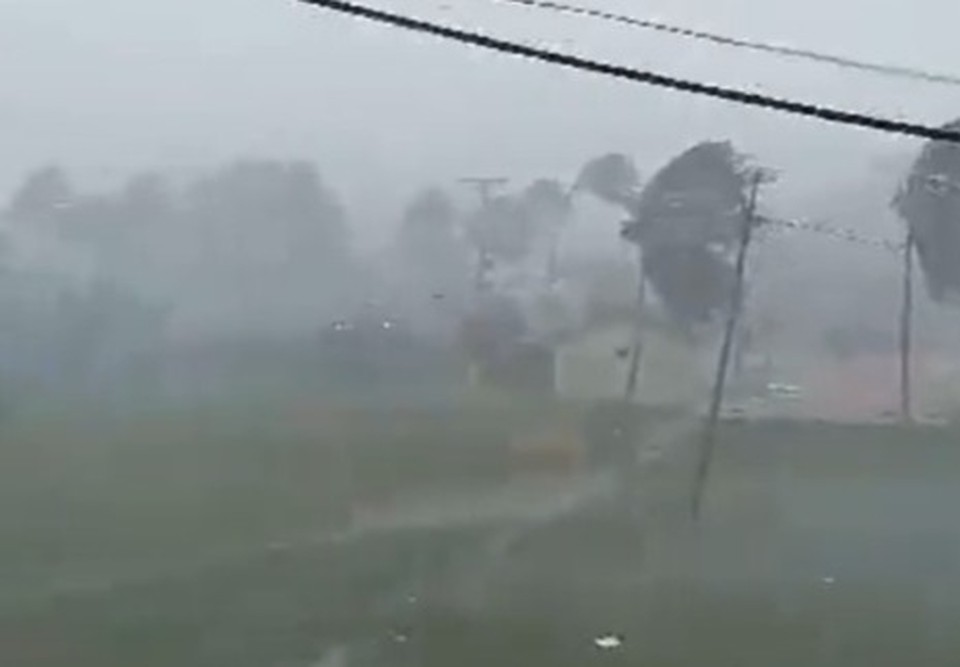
(767, 382, 803, 399)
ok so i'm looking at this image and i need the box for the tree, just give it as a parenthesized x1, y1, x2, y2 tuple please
(187, 160, 347, 262)
(396, 187, 460, 261)
(641, 243, 735, 325)
(518, 179, 574, 285)
(573, 153, 641, 208)
(465, 193, 538, 270)
(573, 143, 767, 413)
(890, 119, 960, 421)
(626, 141, 755, 331)
(573, 153, 646, 399)
(394, 187, 471, 301)
(5, 166, 73, 224)
(894, 119, 960, 303)
(183, 160, 349, 290)
(171, 159, 352, 333)
(633, 142, 747, 250)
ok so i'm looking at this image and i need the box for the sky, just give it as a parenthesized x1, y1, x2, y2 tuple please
(5, 0, 960, 235)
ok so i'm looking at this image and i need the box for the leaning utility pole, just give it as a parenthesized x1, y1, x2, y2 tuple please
(692, 170, 764, 519)
(899, 230, 915, 423)
(623, 253, 647, 402)
(460, 177, 509, 292)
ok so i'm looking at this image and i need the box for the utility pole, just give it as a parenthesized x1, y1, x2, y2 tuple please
(692, 170, 764, 519)
(460, 177, 509, 292)
(623, 253, 647, 402)
(900, 230, 915, 423)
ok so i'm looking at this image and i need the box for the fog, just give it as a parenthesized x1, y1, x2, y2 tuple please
(5, 2, 960, 665)
(5, 0, 960, 201)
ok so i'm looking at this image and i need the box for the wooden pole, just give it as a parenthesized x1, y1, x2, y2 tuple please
(461, 177, 509, 292)
(692, 172, 762, 519)
(623, 250, 647, 402)
(900, 230, 915, 423)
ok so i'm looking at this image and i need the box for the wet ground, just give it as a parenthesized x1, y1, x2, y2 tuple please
(3, 415, 960, 666)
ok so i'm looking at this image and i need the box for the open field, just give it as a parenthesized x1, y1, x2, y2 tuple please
(1, 400, 959, 666)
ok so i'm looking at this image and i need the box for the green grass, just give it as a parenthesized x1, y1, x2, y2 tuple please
(2, 401, 960, 666)
(0, 398, 600, 605)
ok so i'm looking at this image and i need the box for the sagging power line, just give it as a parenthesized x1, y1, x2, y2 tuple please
(497, 0, 960, 87)
(298, 0, 960, 144)
(764, 217, 902, 253)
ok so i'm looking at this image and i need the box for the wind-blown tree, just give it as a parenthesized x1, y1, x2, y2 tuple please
(891, 118, 960, 420)
(629, 141, 753, 328)
(641, 244, 736, 326)
(894, 118, 960, 303)
(629, 142, 765, 515)
(573, 144, 762, 405)
(575, 144, 757, 327)
(574, 153, 641, 209)
(632, 142, 748, 251)
(573, 153, 646, 399)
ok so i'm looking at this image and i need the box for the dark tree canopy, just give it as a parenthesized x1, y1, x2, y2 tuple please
(575, 142, 760, 331)
(642, 244, 735, 325)
(632, 141, 749, 249)
(633, 142, 756, 328)
(573, 153, 640, 209)
(895, 119, 960, 302)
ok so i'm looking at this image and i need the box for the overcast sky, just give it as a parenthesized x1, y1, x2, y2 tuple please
(5, 0, 960, 226)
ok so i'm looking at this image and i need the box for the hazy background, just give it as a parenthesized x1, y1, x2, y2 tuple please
(6, 5, 960, 665)
(5, 0, 960, 236)
(3, 0, 960, 407)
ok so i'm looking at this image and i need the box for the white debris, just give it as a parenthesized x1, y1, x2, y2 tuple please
(594, 634, 624, 650)
(406, 594, 418, 605)
(821, 576, 836, 586)
(392, 631, 410, 644)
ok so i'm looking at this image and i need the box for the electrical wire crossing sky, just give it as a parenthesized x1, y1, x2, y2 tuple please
(299, 0, 960, 145)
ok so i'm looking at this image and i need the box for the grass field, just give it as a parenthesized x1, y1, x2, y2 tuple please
(1, 399, 959, 666)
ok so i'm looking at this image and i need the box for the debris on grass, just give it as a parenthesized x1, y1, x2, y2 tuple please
(593, 634, 624, 649)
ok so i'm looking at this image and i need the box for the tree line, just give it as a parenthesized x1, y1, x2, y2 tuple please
(0, 125, 957, 413)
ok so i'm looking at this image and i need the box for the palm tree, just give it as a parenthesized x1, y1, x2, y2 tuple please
(573, 153, 646, 400)
(573, 144, 764, 403)
(892, 118, 960, 422)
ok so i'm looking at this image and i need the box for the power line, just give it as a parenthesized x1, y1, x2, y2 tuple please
(763, 216, 902, 253)
(299, 0, 960, 144)
(498, 0, 960, 87)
